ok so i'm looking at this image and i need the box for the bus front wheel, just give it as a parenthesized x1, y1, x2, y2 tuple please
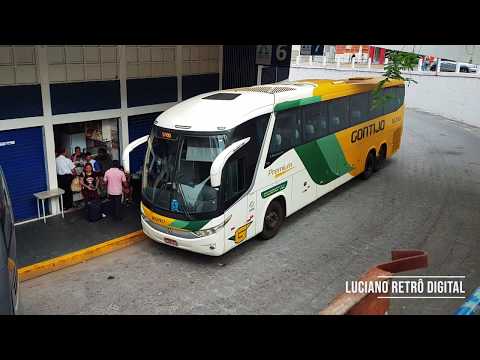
(259, 200, 285, 240)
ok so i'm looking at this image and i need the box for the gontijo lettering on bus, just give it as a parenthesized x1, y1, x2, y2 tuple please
(351, 120, 385, 143)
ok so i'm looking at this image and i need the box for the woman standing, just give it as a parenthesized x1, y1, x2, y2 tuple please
(80, 163, 100, 203)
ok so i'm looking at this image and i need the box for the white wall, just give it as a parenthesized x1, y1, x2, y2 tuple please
(377, 45, 480, 64)
(289, 65, 480, 128)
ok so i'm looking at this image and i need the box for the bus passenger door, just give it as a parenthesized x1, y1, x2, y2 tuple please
(222, 152, 251, 252)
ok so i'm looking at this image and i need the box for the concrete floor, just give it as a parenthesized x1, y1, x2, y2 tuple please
(19, 109, 480, 315)
(16, 204, 141, 267)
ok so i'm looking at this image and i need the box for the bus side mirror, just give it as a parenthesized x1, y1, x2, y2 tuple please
(210, 137, 250, 188)
(121, 135, 149, 173)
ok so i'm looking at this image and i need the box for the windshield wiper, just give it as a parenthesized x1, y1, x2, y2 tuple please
(175, 181, 193, 220)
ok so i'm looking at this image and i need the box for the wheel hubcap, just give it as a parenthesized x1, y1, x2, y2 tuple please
(266, 211, 279, 229)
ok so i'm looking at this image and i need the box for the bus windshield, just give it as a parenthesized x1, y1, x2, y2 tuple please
(142, 127, 228, 217)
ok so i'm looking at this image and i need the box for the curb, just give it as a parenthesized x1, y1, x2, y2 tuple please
(19, 230, 146, 282)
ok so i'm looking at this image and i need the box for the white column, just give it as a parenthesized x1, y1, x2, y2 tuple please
(368, 57, 372, 69)
(257, 65, 263, 85)
(176, 45, 183, 101)
(351, 57, 356, 69)
(336, 59, 340, 69)
(322, 56, 327, 67)
(36, 45, 60, 215)
(436, 58, 441, 75)
(455, 62, 461, 73)
(218, 45, 223, 90)
(118, 45, 129, 158)
(418, 58, 423, 72)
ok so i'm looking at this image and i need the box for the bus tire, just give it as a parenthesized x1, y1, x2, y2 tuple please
(259, 200, 285, 240)
(361, 151, 376, 180)
(374, 144, 387, 171)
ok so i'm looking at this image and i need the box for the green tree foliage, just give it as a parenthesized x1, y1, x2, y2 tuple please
(371, 51, 419, 109)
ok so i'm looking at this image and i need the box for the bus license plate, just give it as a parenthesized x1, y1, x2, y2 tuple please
(164, 238, 177, 247)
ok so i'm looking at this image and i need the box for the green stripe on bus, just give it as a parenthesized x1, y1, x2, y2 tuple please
(274, 96, 321, 112)
(294, 135, 352, 185)
(261, 181, 288, 199)
(170, 218, 210, 232)
(178, 219, 210, 232)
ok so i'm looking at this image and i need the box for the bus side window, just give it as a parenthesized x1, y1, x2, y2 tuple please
(302, 102, 328, 142)
(266, 108, 301, 166)
(349, 93, 369, 126)
(223, 113, 269, 207)
(368, 90, 384, 119)
(223, 156, 246, 205)
(383, 87, 397, 114)
(396, 86, 405, 109)
(328, 97, 349, 133)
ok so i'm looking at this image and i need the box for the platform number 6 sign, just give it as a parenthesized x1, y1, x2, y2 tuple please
(256, 45, 291, 66)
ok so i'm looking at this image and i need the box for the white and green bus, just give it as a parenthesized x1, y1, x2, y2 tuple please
(123, 77, 405, 256)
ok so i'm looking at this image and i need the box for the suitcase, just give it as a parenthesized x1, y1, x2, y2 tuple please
(86, 200, 103, 222)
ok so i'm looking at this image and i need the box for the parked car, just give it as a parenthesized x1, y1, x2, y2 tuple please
(430, 60, 477, 73)
(0, 166, 18, 315)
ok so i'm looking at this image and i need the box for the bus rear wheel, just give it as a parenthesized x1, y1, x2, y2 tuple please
(374, 145, 387, 172)
(361, 151, 376, 180)
(259, 200, 285, 240)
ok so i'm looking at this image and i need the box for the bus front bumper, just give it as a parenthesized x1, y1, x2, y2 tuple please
(141, 215, 225, 256)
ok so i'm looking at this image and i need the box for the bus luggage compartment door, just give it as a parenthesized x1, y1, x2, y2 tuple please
(291, 170, 314, 213)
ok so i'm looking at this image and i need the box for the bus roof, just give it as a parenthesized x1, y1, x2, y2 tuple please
(153, 77, 404, 132)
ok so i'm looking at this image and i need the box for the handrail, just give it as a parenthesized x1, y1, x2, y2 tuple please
(121, 135, 149, 173)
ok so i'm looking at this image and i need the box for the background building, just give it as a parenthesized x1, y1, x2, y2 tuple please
(0, 45, 283, 223)
(335, 45, 370, 63)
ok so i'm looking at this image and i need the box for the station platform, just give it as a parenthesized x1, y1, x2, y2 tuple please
(15, 202, 142, 267)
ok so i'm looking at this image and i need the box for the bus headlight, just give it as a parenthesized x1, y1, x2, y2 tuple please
(193, 215, 232, 237)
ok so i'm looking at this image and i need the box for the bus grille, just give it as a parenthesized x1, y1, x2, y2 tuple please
(142, 215, 199, 239)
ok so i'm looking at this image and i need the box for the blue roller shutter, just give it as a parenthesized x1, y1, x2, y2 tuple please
(0, 127, 47, 222)
(128, 113, 161, 174)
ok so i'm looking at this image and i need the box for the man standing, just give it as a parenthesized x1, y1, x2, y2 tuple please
(103, 160, 127, 220)
(56, 147, 76, 210)
(96, 148, 112, 174)
(84, 152, 100, 173)
(70, 146, 83, 163)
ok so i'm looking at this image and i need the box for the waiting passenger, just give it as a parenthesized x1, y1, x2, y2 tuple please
(85, 152, 101, 173)
(71, 146, 83, 164)
(56, 147, 76, 210)
(119, 166, 133, 206)
(80, 163, 100, 203)
(96, 148, 113, 174)
(103, 160, 127, 220)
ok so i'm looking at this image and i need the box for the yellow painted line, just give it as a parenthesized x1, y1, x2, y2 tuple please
(19, 230, 146, 282)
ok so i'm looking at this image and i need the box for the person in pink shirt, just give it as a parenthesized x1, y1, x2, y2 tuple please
(103, 160, 127, 220)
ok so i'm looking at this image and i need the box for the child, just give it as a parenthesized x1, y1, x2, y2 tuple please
(119, 166, 133, 206)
